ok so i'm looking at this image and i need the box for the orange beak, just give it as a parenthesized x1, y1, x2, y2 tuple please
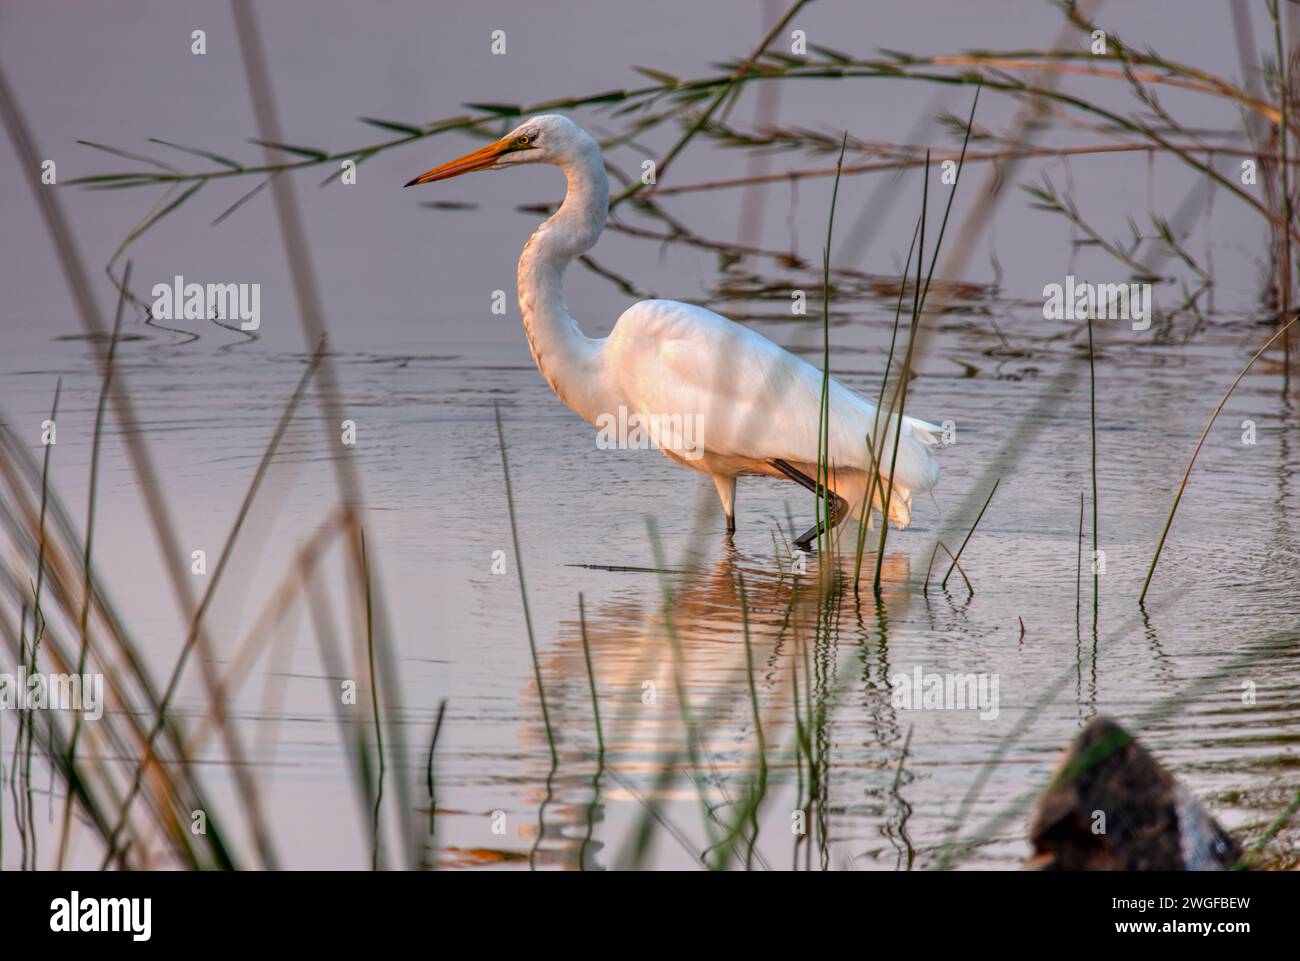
(404, 137, 514, 187)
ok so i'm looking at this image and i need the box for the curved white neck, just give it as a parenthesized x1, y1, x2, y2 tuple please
(516, 138, 610, 423)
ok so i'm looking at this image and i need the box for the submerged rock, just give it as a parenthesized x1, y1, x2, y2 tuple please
(1026, 717, 1241, 870)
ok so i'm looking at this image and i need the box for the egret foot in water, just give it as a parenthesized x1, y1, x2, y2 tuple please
(712, 474, 737, 534)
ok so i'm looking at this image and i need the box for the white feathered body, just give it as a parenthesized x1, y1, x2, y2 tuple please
(601, 298, 940, 529)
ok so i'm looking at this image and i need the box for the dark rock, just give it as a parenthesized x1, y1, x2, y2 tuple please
(1026, 717, 1241, 871)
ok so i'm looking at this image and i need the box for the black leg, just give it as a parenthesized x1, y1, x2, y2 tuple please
(793, 521, 820, 551)
(793, 500, 845, 550)
(772, 459, 848, 551)
(771, 458, 820, 495)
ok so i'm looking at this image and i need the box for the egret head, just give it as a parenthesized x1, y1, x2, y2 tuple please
(403, 114, 588, 187)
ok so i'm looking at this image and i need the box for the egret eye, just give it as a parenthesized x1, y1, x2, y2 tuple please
(517, 134, 531, 146)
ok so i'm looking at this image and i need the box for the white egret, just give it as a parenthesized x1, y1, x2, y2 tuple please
(406, 115, 941, 548)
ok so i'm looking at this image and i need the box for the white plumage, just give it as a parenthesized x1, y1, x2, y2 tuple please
(407, 114, 941, 545)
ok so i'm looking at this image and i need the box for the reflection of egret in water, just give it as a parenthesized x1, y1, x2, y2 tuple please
(505, 542, 921, 870)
